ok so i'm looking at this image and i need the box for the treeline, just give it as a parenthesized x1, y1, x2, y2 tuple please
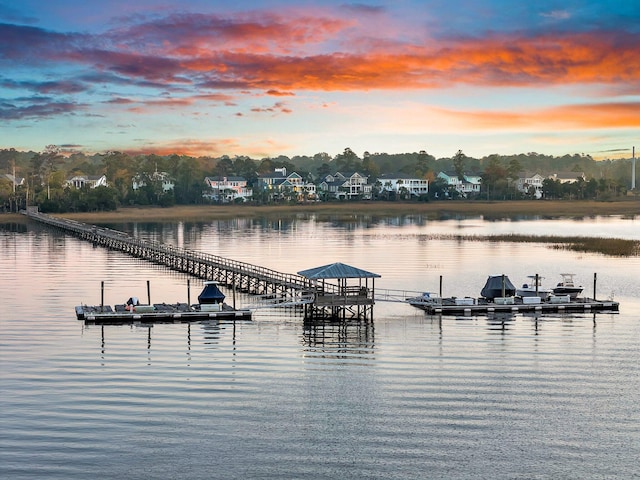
(0, 147, 636, 213)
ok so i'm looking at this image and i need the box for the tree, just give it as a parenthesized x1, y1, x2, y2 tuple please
(335, 147, 361, 172)
(416, 150, 434, 177)
(481, 155, 508, 199)
(507, 158, 522, 180)
(213, 156, 233, 177)
(453, 150, 466, 180)
(361, 151, 379, 177)
(316, 162, 332, 177)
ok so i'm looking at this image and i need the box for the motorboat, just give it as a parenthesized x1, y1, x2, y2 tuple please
(552, 273, 583, 299)
(480, 274, 516, 300)
(406, 292, 443, 309)
(516, 275, 551, 300)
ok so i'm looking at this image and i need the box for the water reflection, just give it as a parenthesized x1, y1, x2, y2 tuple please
(302, 318, 376, 360)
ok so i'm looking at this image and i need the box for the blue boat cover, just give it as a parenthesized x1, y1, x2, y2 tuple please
(198, 282, 226, 304)
(480, 275, 516, 300)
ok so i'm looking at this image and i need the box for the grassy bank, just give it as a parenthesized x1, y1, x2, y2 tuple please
(47, 199, 639, 223)
(453, 234, 640, 257)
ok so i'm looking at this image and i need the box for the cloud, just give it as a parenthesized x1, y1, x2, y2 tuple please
(440, 101, 640, 131)
(0, 98, 84, 120)
(0, 4, 38, 24)
(1, 9, 639, 130)
(540, 10, 571, 21)
(0, 78, 87, 94)
(2, 14, 639, 97)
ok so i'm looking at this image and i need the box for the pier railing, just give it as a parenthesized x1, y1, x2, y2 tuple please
(24, 210, 340, 298)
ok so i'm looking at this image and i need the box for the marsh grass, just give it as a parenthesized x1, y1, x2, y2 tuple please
(458, 234, 640, 257)
(47, 199, 639, 223)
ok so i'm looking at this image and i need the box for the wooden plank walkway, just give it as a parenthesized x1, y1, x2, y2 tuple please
(24, 210, 338, 299)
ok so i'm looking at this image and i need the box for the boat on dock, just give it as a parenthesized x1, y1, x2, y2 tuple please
(516, 275, 552, 300)
(75, 281, 252, 323)
(552, 273, 583, 299)
(408, 273, 618, 316)
(480, 275, 516, 300)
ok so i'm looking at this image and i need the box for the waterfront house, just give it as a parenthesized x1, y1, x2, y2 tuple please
(318, 171, 372, 200)
(549, 172, 586, 184)
(65, 174, 108, 189)
(256, 168, 311, 201)
(515, 172, 544, 198)
(437, 172, 481, 197)
(204, 176, 252, 203)
(376, 173, 429, 199)
(132, 171, 175, 192)
(1, 173, 25, 189)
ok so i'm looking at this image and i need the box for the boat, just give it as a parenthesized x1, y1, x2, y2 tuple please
(406, 292, 443, 308)
(552, 273, 583, 299)
(407, 273, 618, 315)
(516, 275, 551, 300)
(480, 275, 516, 300)
(75, 281, 252, 323)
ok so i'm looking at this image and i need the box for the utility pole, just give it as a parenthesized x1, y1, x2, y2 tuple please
(632, 146, 636, 191)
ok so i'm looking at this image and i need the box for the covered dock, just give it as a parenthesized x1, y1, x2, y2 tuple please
(298, 262, 380, 321)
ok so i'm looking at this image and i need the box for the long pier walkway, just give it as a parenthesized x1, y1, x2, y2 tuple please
(24, 209, 337, 301)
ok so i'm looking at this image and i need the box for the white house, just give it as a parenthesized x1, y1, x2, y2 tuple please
(376, 173, 428, 198)
(204, 176, 252, 202)
(437, 172, 481, 197)
(319, 171, 372, 200)
(132, 171, 174, 192)
(549, 172, 586, 184)
(1, 173, 25, 189)
(66, 174, 108, 189)
(516, 172, 545, 198)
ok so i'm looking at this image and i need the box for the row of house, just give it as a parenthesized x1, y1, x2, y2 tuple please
(4, 169, 585, 203)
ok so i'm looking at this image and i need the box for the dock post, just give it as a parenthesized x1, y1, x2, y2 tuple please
(147, 280, 151, 305)
(501, 274, 506, 297)
(101, 281, 104, 312)
(439, 275, 443, 297)
(593, 273, 597, 301)
(233, 283, 236, 309)
(187, 279, 191, 309)
(535, 273, 539, 297)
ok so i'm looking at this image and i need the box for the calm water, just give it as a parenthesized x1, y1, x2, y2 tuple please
(1, 215, 639, 479)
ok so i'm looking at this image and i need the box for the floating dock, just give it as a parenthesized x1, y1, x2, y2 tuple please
(75, 303, 252, 324)
(408, 296, 619, 316)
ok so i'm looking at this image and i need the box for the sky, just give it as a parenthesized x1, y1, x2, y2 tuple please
(1, 0, 638, 160)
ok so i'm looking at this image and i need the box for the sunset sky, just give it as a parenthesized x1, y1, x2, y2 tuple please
(1, 0, 638, 160)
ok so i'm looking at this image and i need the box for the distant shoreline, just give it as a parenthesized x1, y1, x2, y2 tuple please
(4, 199, 637, 223)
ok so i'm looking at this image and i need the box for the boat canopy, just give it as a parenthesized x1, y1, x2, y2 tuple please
(480, 275, 516, 300)
(198, 281, 225, 304)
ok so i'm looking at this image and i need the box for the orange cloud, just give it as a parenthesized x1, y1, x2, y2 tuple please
(123, 136, 292, 158)
(185, 30, 640, 92)
(439, 101, 640, 130)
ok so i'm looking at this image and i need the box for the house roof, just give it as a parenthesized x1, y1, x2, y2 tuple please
(376, 173, 424, 181)
(205, 176, 246, 182)
(297, 262, 380, 279)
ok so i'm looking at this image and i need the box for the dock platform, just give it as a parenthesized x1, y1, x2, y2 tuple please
(75, 303, 252, 324)
(409, 296, 619, 316)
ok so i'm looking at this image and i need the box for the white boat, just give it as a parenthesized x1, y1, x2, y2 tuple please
(516, 275, 551, 300)
(406, 292, 443, 309)
(552, 273, 583, 299)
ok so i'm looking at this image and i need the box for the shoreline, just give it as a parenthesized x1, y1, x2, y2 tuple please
(2, 199, 639, 223)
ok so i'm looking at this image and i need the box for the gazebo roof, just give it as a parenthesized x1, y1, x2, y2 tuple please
(297, 262, 380, 280)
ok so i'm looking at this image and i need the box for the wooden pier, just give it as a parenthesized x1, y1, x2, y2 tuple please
(24, 210, 326, 297)
(24, 210, 376, 320)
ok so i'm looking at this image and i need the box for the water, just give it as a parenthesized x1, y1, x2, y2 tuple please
(1, 215, 639, 479)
